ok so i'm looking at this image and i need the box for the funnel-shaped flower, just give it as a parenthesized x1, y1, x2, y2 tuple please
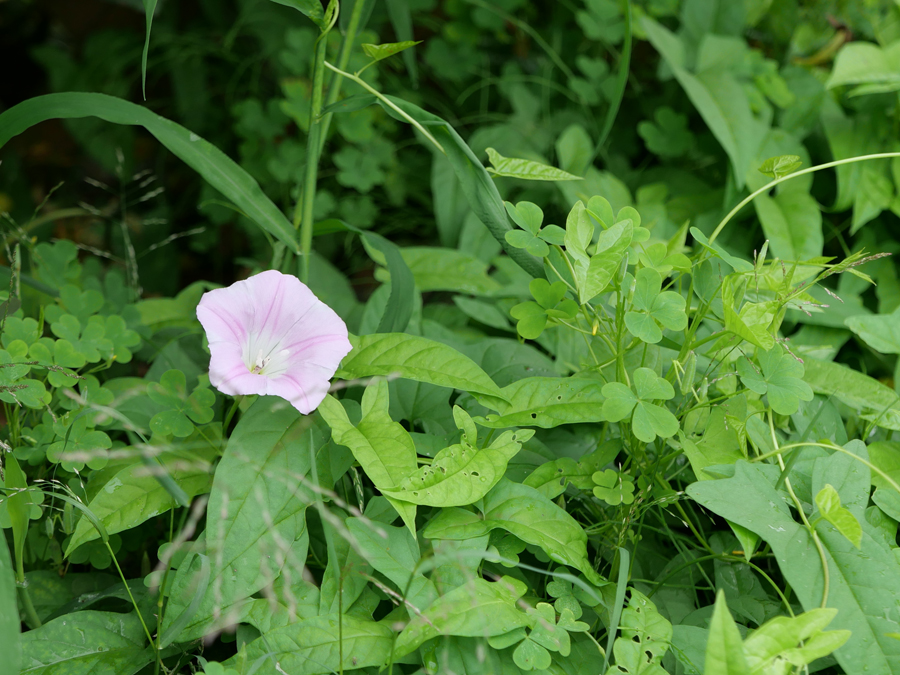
(196, 270, 352, 414)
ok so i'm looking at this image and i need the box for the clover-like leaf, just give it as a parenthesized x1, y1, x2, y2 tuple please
(0, 345, 49, 409)
(637, 106, 693, 158)
(101, 314, 141, 363)
(527, 602, 570, 656)
(504, 201, 566, 257)
(513, 636, 552, 671)
(45, 284, 105, 324)
(48, 415, 112, 471)
(510, 279, 579, 340)
(58, 375, 115, 426)
(1, 317, 40, 348)
(625, 267, 688, 344)
(592, 469, 635, 506)
(602, 368, 678, 443)
(736, 345, 813, 415)
(49, 314, 112, 364)
(545, 569, 583, 619)
(637, 242, 692, 276)
(148, 369, 216, 438)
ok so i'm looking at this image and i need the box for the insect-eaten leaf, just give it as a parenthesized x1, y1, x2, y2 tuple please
(486, 148, 583, 182)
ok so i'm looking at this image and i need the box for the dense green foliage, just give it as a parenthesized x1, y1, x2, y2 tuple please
(3, 0, 900, 673)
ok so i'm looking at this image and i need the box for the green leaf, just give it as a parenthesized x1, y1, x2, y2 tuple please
(514, 636, 553, 670)
(642, 18, 768, 188)
(592, 469, 635, 506)
(691, 228, 754, 273)
(705, 592, 749, 674)
(148, 370, 215, 438)
(0, 520, 19, 674)
(140, 0, 158, 99)
(393, 576, 530, 659)
(66, 451, 213, 554)
(638, 107, 693, 158)
(161, 397, 318, 642)
(424, 478, 606, 587)
(318, 382, 418, 533)
(758, 154, 803, 179)
(688, 457, 900, 674)
(228, 614, 393, 674)
(266, 0, 327, 28)
(826, 41, 900, 95)
(581, 219, 632, 302)
(382, 424, 533, 507)
(803, 358, 900, 431)
(743, 608, 851, 672)
(386, 246, 502, 294)
(602, 369, 678, 443)
(377, 96, 544, 278)
(338, 333, 505, 406)
(0, 94, 299, 253)
(4, 454, 29, 586)
(486, 148, 582, 182)
(815, 484, 863, 549)
(474, 377, 607, 428)
(737, 346, 813, 415)
(607, 589, 672, 674)
(846, 311, 900, 354)
(385, 0, 419, 86)
(625, 267, 688, 344)
(852, 165, 893, 234)
(754, 190, 823, 261)
(362, 40, 422, 62)
(20, 611, 151, 675)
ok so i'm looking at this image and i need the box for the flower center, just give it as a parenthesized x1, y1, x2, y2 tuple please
(247, 347, 291, 377)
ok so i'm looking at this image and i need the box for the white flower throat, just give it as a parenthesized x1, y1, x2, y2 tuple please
(247, 347, 291, 376)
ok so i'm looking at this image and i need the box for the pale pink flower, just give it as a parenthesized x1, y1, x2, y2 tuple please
(196, 270, 352, 414)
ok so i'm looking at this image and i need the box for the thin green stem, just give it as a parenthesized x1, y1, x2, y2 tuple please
(709, 152, 900, 245)
(768, 411, 830, 608)
(323, 61, 446, 154)
(106, 541, 155, 646)
(296, 17, 334, 284)
(318, 0, 368, 155)
(17, 582, 42, 629)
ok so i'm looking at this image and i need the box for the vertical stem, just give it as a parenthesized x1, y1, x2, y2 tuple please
(297, 32, 329, 284)
(318, 0, 368, 155)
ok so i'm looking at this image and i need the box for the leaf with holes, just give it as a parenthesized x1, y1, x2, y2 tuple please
(382, 407, 533, 507)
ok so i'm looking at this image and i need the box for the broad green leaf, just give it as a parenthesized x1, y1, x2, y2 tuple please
(362, 40, 422, 62)
(803, 358, 900, 431)
(393, 576, 530, 659)
(0, 511, 19, 674)
(20, 611, 151, 675)
(161, 397, 318, 641)
(66, 451, 213, 553)
(815, 484, 863, 549)
(705, 592, 749, 674)
(382, 427, 533, 507)
(688, 459, 900, 674)
(228, 614, 393, 674)
(757, 154, 802, 179)
(721, 276, 776, 350)
(377, 96, 544, 278)
(381, 246, 501, 295)
(642, 18, 768, 188)
(424, 478, 606, 587)
(474, 377, 607, 428)
(826, 41, 900, 95)
(345, 518, 437, 609)
(744, 608, 850, 672)
(754, 190, 823, 261)
(852, 164, 893, 234)
(318, 383, 417, 533)
(867, 441, 900, 490)
(338, 333, 505, 405)
(267, 0, 327, 28)
(486, 148, 582, 182)
(846, 311, 900, 354)
(0, 94, 299, 253)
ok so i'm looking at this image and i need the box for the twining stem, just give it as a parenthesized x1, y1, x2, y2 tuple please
(323, 61, 446, 154)
(708, 151, 900, 245)
(768, 410, 830, 608)
(296, 6, 340, 284)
